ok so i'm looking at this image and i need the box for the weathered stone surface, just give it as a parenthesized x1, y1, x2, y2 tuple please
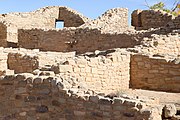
(163, 104, 177, 118)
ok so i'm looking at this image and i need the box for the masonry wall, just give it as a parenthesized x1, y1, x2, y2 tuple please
(7, 53, 39, 74)
(0, 22, 7, 47)
(130, 54, 180, 92)
(2, 48, 130, 93)
(0, 74, 162, 120)
(139, 33, 180, 56)
(59, 7, 89, 27)
(131, 10, 173, 30)
(0, 6, 89, 46)
(57, 52, 130, 93)
(81, 8, 128, 33)
(0, 49, 8, 76)
(18, 28, 140, 54)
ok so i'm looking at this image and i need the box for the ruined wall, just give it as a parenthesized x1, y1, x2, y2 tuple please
(81, 8, 128, 33)
(0, 74, 162, 120)
(7, 53, 39, 74)
(0, 48, 8, 76)
(59, 7, 89, 27)
(0, 22, 7, 47)
(3, 48, 130, 93)
(131, 10, 174, 30)
(56, 51, 130, 93)
(18, 28, 140, 54)
(130, 54, 180, 92)
(138, 33, 180, 56)
(0, 6, 89, 45)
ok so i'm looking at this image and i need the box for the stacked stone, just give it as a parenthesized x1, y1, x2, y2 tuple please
(49, 51, 131, 93)
(0, 73, 163, 120)
(7, 52, 39, 74)
(138, 33, 180, 56)
(0, 22, 7, 47)
(81, 8, 128, 33)
(131, 54, 180, 92)
(0, 48, 8, 76)
(132, 9, 174, 30)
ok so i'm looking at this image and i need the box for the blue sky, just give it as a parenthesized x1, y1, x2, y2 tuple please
(0, 0, 174, 19)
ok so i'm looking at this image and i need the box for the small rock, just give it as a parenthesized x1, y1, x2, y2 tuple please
(163, 104, 176, 118)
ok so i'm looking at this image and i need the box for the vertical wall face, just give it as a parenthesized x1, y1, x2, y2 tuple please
(0, 23, 7, 47)
(130, 54, 180, 92)
(0, 74, 161, 120)
(7, 53, 39, 74)
(82, 8, 128, 32)
(0, 49, 8, 76)
(131, 10, 173, 30)
(58, 7, 88, 27)
(57, 52, 130, 93)
(18, 28, 140, 54)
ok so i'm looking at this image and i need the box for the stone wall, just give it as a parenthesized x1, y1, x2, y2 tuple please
(136, 33, 180, 56)
(81, 8, 128, 33)
(0, 6, 89, 46)
(56, 51, 130, 93)
(131, 10, 174, 30)
(0, 22, 7, 47)
(130, 54, 180, 92)
(7, 53, 39, 74)
(1, 48, 130, 93)
(18, 28, 140, 54)
(59, 7, 89, 27)
(0, 74, 162, 120)
(0, 49, 8, 76)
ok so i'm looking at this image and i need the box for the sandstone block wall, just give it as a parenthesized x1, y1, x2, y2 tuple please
(0, 74, 162, 120)
(0, 49, 8, 76)
(131, 10, 173, 30)
(0, 6, 89, 46)
(57, 52, 130, 93)
(7, 53, 39, 74)
(18, 28, 140, 54)
(130, 54, 180, 92)
(139, 33, 180, 56)
(81, 8, 128, 33)
(59, 7, 89, 27)
(0, 22, 7, 47)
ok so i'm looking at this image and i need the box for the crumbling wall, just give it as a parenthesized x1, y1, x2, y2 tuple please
(55, 51, 130, 93)
(7, 53, 39, 73)
(138, 33, 180, 56)
(130, 54, 180, 92)
(0, 49, 8, 76)
(0, 74, 162, 120)
(59, 7, 89, 27)
(18, 28, 140, 54)
(81, 8, 128, 32)
(131, 10, 173, 30)
(0, 6, 89, 46)
(0, 22, 7, 47)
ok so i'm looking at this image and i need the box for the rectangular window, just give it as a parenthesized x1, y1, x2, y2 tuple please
(55, 20, 64, 28)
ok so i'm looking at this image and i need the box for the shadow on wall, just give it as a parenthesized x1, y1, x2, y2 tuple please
(18, 28, 143, 54)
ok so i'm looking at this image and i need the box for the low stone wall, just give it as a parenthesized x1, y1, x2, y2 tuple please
(131, 10, 174, 30)
(7, 53, 39, 74)
(130, 54, 180, 92)
(0, 74, 162, 120)
(18, 28, 140, 54)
